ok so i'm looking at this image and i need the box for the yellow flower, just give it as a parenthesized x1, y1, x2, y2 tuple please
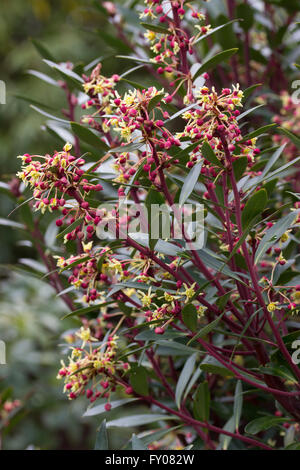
(93, 360, 103, 370)
(82, 241, 93, 252)
(138, 287, 156, 307)
(182, 283, 197, 302)
(197, 306, 207, 318)
(144, 30, 156, 42)
(54, 256, 65, 269)
(267, 302, 278, 313)
(164, 292, 174, 302)
(280, 231, 290, 243)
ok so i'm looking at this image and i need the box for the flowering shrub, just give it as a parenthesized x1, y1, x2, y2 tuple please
(3, 0, 300, 451)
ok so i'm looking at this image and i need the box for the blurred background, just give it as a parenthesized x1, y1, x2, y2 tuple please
(0, 0, 115, 449)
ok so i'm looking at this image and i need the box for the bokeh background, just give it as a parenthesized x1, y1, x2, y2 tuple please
(0, 0, 119, 449)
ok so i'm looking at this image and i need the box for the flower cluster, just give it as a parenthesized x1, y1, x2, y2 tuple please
(177, 85, 261, 168)
(137, 283, 207, 334)
(107, 86, 181, 186)
(81, 63, 120, 133)
(17, 143, 104, 239)
(142, 1, 211, 98)
(57, 330, 130, 404)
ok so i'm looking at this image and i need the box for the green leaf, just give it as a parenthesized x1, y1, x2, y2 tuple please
(131, 425, 182, 448)
(175, 353, 198, 409)
(84, 398, 139, 417)
(121, 77, 145, 90)
(31, 39, 55, 61)
(132, 434, 148, 450)
(193, 19, 241, 44)
(259, 365, 297, 384)
(106, 414, 176, 428)
(255, 211, 299, 264)
(140, 22, 169, 34)
(108, 141, 144, 154)
(96, 30, 132, 54)
(94, 420, 108, 450)
(233, 156, 248, 181)
(179, 161, 203, 206)
(71, 122, 109, 151)
(220, 416, 235, 450)
(129, 365, 149, 396)
(181, 304, 198, 332)
(135, 330, 183, 341)
(243, 83, 262, 100)
(233, 380, 243, 431)
(56, 217, 84, 239)
(117, 55, 152, 64)
(277, 127, 300, 148)
(200, 356, 235, 377)
(156, 340, 198, 356)
(43, 59, 84, 89)
(188, 313, 225, 345)
(166, 104, 197, 123)
(245, 416, 287, 435)
(62, 302, 115, 319)
(241, 189, 268, 229)
(30, 105, 69, 124)
(201, 142, 222, 167)
(193, 48, 239, 80)
(236, 104, 264, 121)
(196, 249, 248, 284)
(261, 143, 286, 177)
(241, 123, 277, 142)
(236, 4, 254, 31)
(193, 381, 210, 422)
(14, 93, 56, 110)
(0, 218, 25, 230)
(148, 93, 163, 113)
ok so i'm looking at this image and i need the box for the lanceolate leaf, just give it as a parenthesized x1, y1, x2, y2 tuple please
(95, 420, 108, 450)
(193, 48, 239, 80)
(140, 22, 169, 34)
(56, 217, 84, 239)
(181, 304, 198, 332)
(179, 161, 203, 206)
(255, 211, 299, 264)
(84, 398, 139, 417)
(131, 434, 148, 450)
(241, 189, 268, 229)
(129, 365, 149, 396)
(71, 122, 109, 151)
(201, 142, 222, 167)
(187, 313, 225, 345)
(277, 127, 300, 148)
(233, 380, 243, 431)
(193, 381, 210, 422)
(175, 353, 198, 409)
(241, 123, 277, 142)
(245, 416, 287, 435)
(193, 19, 241, 44)
(106, 414, 177, 428)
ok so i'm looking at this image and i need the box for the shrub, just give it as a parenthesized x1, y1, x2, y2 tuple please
(3, 0, 300, 450)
